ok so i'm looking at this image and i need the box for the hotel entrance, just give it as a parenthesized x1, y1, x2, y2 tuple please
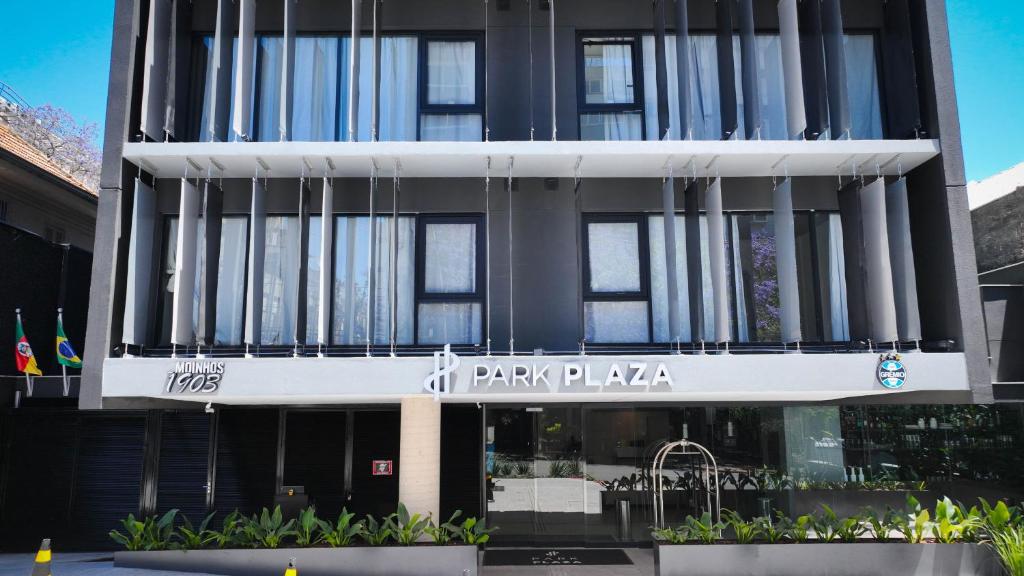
(485, 406, 725, 546)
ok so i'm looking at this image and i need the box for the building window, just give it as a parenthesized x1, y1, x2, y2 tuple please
(419, 38, 484, 142)
(578, 37, 645, 141)
(216, 216, 250, 345)
(331, 215, 416, 346)
(844, 34, 884, 140)
(583, 215, 651, 344)
(415, 216, 485, 345)
(261, 215, 302, 345)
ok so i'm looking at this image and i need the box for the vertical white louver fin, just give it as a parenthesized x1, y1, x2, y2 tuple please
(318, 178, 334, 346)
(233, 0, 256, 141)
(245, 179, 267, 346)
(886, 177, 922, 342)
(171, 179, 200, 346)
(141, 0, 171, 141)
(281, 0, 297, 141)
(774, 178, 802, 344)
(778, 0, 807, 140)
(860, 178, 899, 343)
(208, 0, 234, 142)
(123, 179, 157, 346)
(822, 0, 851, 140)
(707, 177, 730, 343)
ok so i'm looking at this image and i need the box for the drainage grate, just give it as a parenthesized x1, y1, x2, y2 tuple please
(483, 549, 633, 566)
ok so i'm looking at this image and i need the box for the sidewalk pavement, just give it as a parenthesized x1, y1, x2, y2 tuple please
(0, 553, 220, 576)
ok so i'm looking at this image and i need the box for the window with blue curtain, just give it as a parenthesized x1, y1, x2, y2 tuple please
(844, 34, 884, 140)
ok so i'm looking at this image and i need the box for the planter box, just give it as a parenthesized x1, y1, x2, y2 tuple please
(114, 545, 479, 576)
(655, 542, 1001, 576)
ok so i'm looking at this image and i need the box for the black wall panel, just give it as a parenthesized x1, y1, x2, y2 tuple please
(283, 411, 347, 518)
(440, 405, 483, 521)
(350, 410, 400, 519)
(213, 409, 278, 517)
(157, 411, 212, 521)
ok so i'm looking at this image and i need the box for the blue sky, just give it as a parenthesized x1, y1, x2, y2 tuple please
(0, 0, 1021, 182)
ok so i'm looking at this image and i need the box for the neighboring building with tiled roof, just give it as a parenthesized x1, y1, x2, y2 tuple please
(0, 118, 97, 250)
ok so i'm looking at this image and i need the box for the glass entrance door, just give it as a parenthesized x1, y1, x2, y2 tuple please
(486, 406, 585, 545)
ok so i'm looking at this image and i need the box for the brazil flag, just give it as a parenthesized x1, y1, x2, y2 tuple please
(56, 314, 82, 369)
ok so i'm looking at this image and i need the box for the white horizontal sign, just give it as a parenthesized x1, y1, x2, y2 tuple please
(102, 351, 970, 406)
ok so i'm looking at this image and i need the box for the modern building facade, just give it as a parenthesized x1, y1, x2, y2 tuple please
(970, 162, 1024, 398)
(66, 0, 1024, 550)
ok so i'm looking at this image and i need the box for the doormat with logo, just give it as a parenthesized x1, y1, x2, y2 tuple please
(483, 549, 633, 566)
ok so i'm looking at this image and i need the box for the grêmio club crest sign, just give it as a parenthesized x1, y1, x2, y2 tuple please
(165, 361, 225, 394)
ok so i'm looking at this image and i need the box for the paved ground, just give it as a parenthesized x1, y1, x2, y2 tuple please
(0, 549, 654, 576)
(0, 553, 220, 576)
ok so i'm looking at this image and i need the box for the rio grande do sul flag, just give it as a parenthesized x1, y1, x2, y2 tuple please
(15, 311, 42, 376)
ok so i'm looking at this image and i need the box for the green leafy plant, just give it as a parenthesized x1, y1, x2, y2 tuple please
(361, 514, 395, 546)
(683, 512, 723, 545)
(109, 509, 179, 551)
(426, 510, 463, 545)
(929, 497, 981, 544)
(835, 514, 867, 543)
(317, 508, 364, 548)
(722, 510, 761, 544)
(981, 499, 1020, 534)
(754, 513, 789, 544)
(454, 517, 496, 545)
(177, 512, 216, 550)
(240, 506, 296, 549)
(810, 505, 842, 543)
(895, 496, 932, 544)
(207, 511, 245, 549)
(386, 504, 430, 545)
(652, 526, 688, 544)
(862, 507, 902, 543)
(295, 507, 323, 547)
(788, 514, 813, 544)
(989, 525, 1024, 576)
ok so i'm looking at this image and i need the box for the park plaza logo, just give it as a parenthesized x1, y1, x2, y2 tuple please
(423, 345, 674, 400)
(877, 352, 908, 390)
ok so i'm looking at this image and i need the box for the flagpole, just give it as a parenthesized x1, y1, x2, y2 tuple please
(16, 308, 32, 399)
(59, 308, 69, 397)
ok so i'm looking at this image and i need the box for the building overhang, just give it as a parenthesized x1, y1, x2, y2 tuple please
(122, 139, 941, 179)
(102, 351, 968, 406)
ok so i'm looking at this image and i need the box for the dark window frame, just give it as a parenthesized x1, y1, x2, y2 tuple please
(581, 213, 654, 344)
(576, 34, 647, 141)
(417, 34, 486, 141)
(414, 214, 487, 345)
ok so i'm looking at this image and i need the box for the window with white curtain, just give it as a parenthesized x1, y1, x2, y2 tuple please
(583, 217, 650, 344)
(341, 36, 420, 142)
(292, 38, 339, 141)
(262, 215, 301, 345)
(255, 36, 284, 142)
(331, 215, 415, 346)
(420, 39, 483, 141)
(216, 217, 249, 346)
(157, 215, 249, 347)
(416, 217, 483, 345)
(306, 215, 322, 345)
(648, 215, 691, 343)
(843, 34, 884, 140)
(580, 38, 644, 141)
(195, 36, 246, 142)
(642, 34, 787, 141)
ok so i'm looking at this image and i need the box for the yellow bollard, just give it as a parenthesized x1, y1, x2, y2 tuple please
(283, 557, 297, 576)
(31, 538, 52, 576)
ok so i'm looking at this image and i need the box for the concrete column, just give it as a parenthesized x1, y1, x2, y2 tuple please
(398, 397, 441, 520)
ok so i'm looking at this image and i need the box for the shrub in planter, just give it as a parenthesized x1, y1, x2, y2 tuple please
(722, 510, 761, 544)
(454, 516, 496, 545)
(317, 508, 364, 547)
(109, 509, 179, 551)
(988, 525, 1024, 576)
(360, 514, 395, 546)
(295, 507, 323, 547)
(177, 512, 217, 550)
(239, 506, 297, 549)
(386, 504, 430, 545)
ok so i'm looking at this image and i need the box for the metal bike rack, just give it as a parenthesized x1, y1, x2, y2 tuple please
(650, 439, 721, 530)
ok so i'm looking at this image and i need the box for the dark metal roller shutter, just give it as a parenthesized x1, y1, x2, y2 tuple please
(441, 405, 482, 520)
(214, 409, 278, 517)
(157, 412, 211, 521)
(0, 412, 78, 552)
(69, 415, 147, 551)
